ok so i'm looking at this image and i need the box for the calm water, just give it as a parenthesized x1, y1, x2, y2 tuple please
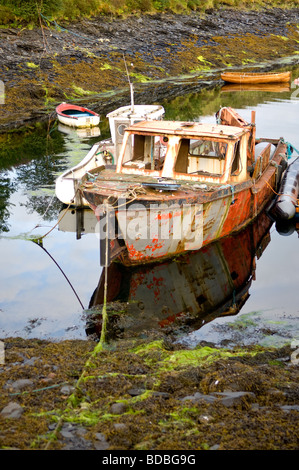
(0, 69, 299, 345)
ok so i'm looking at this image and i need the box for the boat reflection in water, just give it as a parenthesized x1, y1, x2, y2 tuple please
(275, 215, 299, 238)
(221, 83, 291, 93)
(86, 210, 273, 340)
(58, 207, 98, 239)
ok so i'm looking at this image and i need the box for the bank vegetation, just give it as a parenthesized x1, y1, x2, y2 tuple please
(1, 0, 299, 25)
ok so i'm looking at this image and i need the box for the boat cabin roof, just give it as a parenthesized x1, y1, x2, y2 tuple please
(124, 120, 249, 140)
(117, 119, 251, 185)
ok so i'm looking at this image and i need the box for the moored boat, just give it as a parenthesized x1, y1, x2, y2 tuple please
(221, 71, 291, 84)
(80, 107, 289, 265)
(270, 156, 299, 220)
(56, 102, 100, 128)
(55, 104, 165, 206)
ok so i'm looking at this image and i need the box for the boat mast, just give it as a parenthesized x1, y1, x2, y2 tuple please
(130, 82, 134, 113)
(123, 53, 134, 113)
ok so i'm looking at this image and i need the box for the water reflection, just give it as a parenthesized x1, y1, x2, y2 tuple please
(0, 66, 299, 340)
(275, 216, 299, 238)
(86, 211, 273, 340)
(58, 207, 97, 239)
(221, 83, 291, 93)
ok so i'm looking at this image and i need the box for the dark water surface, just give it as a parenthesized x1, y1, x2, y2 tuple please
(0, 69, 299, 345)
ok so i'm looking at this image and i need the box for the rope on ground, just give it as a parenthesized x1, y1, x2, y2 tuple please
(9, 382, 69, 397)
(43, 204, 111, 450)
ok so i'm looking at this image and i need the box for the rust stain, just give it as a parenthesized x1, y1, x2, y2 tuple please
(155, 212, 173, 220)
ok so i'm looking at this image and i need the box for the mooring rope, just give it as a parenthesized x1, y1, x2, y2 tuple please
(263, 178, 298, 203)
(281, 139, 299, 159)
(43, 204, 111, 450)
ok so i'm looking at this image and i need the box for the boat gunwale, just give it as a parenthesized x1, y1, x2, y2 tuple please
(56, 103, 100, 120)
(81, 137, 286, 205)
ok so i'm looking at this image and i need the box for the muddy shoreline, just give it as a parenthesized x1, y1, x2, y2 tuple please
(1, 7, 299, 131)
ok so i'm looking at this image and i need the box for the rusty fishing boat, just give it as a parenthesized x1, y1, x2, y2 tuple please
(80, 107, 288, 265)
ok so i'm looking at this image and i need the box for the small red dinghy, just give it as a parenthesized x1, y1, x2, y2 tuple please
(56, 102, 100, 128)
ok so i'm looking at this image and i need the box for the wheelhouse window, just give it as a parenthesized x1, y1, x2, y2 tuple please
(231, 140, 242, 175)
(174, 138, 228, 176)
(122, 133, 168, 171)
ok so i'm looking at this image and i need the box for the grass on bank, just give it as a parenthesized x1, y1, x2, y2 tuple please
(1, 0, 299, 26)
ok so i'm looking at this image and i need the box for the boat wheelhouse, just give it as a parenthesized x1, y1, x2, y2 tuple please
(81, 107, 288, 265)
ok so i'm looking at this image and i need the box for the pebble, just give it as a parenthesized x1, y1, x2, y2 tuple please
(181, 390, 256, 406)
(59, 423, 93, 450)
(214, 391, 256, 406)
(198, 414, 212, 424)
(60, 385, 75, 395)
(128, 388, 170, 399)
(181, 392, 217, 404)
(110, 402, 128, 415)
(23, 356, 39, 366)
(209, 444, 220, 450)
(280, 405, 299, 412)
(1, 402, 24, 419)
(94, 432, 110, 450)
(113, 423, 127, 431)
(9, 378, 34, 391)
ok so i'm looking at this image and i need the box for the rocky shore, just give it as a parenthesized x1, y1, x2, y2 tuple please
(1, 7, 299, 131)
(0, 336, 298, 450)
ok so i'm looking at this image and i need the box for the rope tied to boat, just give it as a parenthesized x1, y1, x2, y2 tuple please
(280, 139, 299, 159)
(126, 184, 147, 199)
(262, 179, 298, 203)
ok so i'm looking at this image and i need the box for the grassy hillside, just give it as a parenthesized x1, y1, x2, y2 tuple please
(1, 0, 299, 25)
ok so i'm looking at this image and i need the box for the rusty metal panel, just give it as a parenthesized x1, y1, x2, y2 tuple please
(117, 202, 204, 261)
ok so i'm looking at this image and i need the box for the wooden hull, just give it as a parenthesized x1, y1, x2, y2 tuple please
(56, 103, 100, 128)
(82, 139, 287, 265)
(221, 71, 291, 84)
